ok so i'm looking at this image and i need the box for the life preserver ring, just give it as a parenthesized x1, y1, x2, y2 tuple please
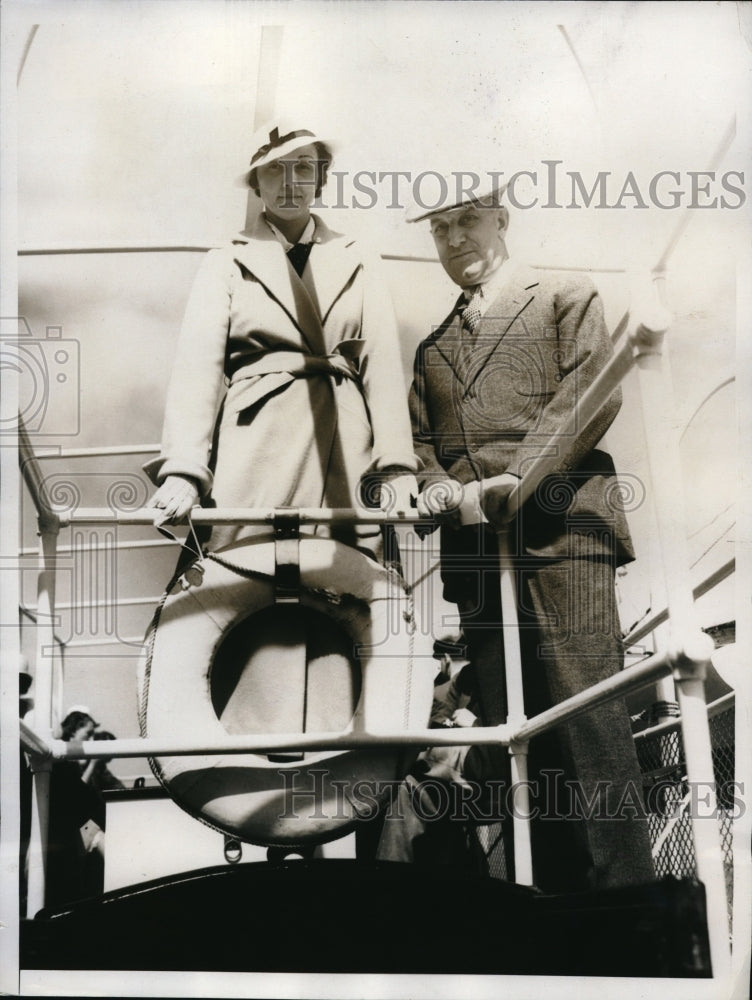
(138, 538, 434, 846)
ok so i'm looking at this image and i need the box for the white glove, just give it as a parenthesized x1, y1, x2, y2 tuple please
(147, 474, 200, 527)
(378, 473, 419, 517)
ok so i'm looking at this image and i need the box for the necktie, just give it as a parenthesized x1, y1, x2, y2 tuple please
(460, 286, 483, 335)
(287, 242, 313, 278)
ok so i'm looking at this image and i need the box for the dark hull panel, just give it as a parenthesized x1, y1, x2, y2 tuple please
(22, 862, 711, 977)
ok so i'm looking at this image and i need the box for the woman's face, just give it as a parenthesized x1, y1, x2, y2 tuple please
(72, 719, 95, 741)
(256, 143, 320, 228)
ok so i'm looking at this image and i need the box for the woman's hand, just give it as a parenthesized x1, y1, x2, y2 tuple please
(378, 473, 419, 517)
(359, 467, 418, 516)
(147, 475, 200, 526)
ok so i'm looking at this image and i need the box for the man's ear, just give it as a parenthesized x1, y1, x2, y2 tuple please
(496, 207, 510, 236)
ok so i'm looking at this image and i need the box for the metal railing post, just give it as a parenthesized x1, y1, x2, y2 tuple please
(496, 528, 533, 886)
(632, 316, 731, 979)
(25, 764, 51, 918)
(19, 420, 61, 916)
(25, 522, 60, 916)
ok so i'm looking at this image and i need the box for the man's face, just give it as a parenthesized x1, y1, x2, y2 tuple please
(429, 205, 508, 287)
(256, 143, 320, 228)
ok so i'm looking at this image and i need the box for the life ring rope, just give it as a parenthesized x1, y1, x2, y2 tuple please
(402, 590, 416, 729)
(139, 586, 231, 839)
(137, 584, 172, 739)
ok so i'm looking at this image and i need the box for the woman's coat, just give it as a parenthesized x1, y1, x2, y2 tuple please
(145, 214, 416, 552)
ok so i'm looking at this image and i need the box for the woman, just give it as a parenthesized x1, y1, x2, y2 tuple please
(59, 708, 97, 746)
(46, 710, 104, 906)
(145, 118, 418, 556)
(82, 731, 126, 794)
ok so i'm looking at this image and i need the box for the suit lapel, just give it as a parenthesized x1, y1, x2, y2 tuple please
(432, 297, 466, 372)
(463, 266, 538, 395)
(431, 266, 539, 392)
(465, 275, 538, 392)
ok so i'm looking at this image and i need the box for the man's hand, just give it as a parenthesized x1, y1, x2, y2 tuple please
(147, 474, 200, 527)
(420, 744, 472, 786)
(446, 707, 477, 729)
(415, 479, 464, 523)
(430, 676, 472, 727)
(480, 473, 521, 527)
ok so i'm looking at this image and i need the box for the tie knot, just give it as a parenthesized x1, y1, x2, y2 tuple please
(287, 242, 313, 277)
(460, 286, 483, 334)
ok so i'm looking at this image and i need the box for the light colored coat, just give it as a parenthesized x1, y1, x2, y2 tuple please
(145, 214, 416, 551)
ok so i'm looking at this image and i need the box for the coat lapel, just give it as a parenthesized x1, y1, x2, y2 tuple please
(306, 217, 361, 325)
(231, 218, 324, 353)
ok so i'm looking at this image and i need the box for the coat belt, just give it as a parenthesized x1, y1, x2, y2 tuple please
(227, 348, 361, 385)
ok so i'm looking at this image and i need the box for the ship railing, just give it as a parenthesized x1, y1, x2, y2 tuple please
(18, 301, 731, 979)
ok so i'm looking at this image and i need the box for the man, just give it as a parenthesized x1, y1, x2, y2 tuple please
(404, 180, 654, 892)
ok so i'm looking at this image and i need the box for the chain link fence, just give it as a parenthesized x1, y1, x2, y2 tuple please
(471, 697, 735, 914)
(635, 699, 735, 920)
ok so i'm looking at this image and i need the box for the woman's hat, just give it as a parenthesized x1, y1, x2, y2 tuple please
(64, 704, 99, 726)
(237, 117, 334, 186)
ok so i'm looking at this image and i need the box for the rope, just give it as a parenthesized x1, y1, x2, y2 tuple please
(403, 587, 416, 729)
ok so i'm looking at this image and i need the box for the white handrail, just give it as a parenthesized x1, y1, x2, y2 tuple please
(633, 691, 735, 743)
(623, 558, 735, 648)
(15, 294, 733, 978)
(19, 639, 702, 763)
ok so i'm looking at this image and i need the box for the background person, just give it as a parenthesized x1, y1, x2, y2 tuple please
(376, 661, 486, 869)
(78, 731, 124, 898)
(45, 709, 104, 907)
(82, 730, 126, 794)
(59, 708, 97, 749)
(19, 662, 34, 915)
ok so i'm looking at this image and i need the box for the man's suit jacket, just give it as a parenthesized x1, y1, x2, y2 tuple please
(408, 264, 634, 565)
(144, 214, 415, 523)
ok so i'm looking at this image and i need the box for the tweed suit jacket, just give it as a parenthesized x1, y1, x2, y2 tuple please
(408, 264, 634, 564)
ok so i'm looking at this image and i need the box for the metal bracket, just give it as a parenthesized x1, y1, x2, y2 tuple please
(224, 836, 242, 864)
(668, 632, 715, 684)
(273, 510, 301, 604)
